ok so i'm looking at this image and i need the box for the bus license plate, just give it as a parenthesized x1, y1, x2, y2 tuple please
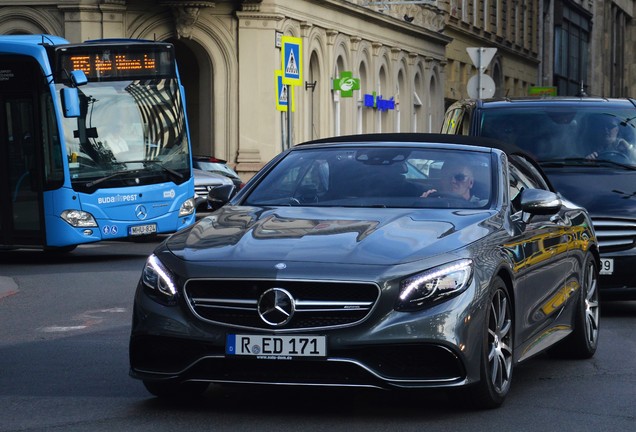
(600, 258, 614, 275)
(129, 223, 157, 236)
(226, 334, 326, 359)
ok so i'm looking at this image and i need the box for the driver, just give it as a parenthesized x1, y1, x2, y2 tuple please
(421, 160, 480, 202)
(585, 116, 635, 161)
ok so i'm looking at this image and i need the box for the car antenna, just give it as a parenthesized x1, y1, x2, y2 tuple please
(575, 81, 588, 97)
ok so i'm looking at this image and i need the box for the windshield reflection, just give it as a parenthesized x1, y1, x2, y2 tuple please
(479, 107, 636, 167)
(57, 78, 190, 191)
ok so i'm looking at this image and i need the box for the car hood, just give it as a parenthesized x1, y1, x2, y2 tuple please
(544, 167, 636, 217)
(165, 206, 497, 265)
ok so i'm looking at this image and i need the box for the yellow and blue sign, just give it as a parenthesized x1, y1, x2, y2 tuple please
(281, 36, 302, 86)
(275, 70, 294, 112)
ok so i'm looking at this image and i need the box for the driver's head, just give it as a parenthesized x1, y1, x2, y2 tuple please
(440, 160, 474, 200)
(594, 115, 620, 146)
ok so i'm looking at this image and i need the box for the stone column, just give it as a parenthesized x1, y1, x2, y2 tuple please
(235, 4, 285, 178)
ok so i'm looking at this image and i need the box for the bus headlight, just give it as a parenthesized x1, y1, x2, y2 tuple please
(179, 198, 195, 216)
(61, 210, 98, 227)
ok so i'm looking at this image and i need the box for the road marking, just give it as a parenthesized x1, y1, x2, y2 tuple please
(38, 307, 128, 333)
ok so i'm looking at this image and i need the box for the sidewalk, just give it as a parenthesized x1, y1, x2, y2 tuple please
(0, 276, 18, 299)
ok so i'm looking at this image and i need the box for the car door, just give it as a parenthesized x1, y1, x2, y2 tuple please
(505, 156, 573, 344)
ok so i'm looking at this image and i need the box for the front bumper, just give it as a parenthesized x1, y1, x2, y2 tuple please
(129, 279, 484, 390)
(599, 252, 636, 299)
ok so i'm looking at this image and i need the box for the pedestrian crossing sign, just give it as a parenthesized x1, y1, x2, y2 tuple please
(281, 36, 302, 86)
(275, 69, 294, 112)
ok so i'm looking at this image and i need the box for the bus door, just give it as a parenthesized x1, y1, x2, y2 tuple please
(0, 56, 44, 247)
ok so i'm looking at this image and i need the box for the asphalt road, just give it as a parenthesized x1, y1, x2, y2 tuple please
(0, 239, 635, 432)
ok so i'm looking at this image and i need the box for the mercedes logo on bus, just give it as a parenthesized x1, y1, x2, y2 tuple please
(257, 288, 295, 326)
(135, 204, 148, 220)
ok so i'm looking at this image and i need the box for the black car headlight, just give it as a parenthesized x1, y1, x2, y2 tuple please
(396, 259, 473, 311)
(142, 254, 178, 303)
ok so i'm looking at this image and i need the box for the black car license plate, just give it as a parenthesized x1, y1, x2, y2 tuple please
(226, 334, 326, 359)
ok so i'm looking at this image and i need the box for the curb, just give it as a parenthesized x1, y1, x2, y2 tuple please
(0, 276, 18, 300)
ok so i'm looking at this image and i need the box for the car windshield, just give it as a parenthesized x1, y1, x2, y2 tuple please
(56, 79, 191, 191)
(478, 106, 636, 167)
(195, 160, 237, 177)
(244, 146, 493, 209)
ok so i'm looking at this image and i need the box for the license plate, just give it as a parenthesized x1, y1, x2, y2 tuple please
(128, 223, 157, 236)
(226, 334, 326, 359)
(600, 258, 614, 275)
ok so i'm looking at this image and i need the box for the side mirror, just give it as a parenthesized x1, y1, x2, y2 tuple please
(70, 70, 88, 87)
(207, 184, 236, 211)
(519, 188, 562, 217)
(60, 87, 81, 118)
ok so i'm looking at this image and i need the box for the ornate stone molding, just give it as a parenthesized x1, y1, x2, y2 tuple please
(350, 36, 362, 51)
(240, 0, 263, 12)
(407, 52, 418, 66)
(326, 29, 338, 46)
(160, 1, 216, 39)
(372, 42, 383, 57)
(300, 21, 312, 38)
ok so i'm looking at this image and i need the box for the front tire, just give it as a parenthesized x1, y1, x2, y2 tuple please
(466, 277, 514, 409)
(550, 253, 600, 358)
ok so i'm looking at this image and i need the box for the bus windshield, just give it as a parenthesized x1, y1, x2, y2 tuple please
(56, 78, 190, 192)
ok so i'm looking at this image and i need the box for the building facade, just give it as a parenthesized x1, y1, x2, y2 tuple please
(440, 0, 542, 105)
(0, 0, 451, 178)
(1, 0, 633, 177)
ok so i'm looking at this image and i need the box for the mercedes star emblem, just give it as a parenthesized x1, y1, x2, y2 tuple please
(257, 288, 295, 326)
(135, 204, 148, 220)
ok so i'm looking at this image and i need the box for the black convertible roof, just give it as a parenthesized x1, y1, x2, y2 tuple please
(299, 132, 528, 157)
(296, 132, 554, 191)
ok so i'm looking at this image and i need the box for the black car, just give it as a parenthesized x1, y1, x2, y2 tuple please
(443, 97, 636, 299)
(130, 133, 599, 409)
(192, 156, 244, 189)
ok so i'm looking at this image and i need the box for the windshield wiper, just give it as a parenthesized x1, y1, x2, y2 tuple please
(118, 159, 185, 182)
(540, 158, 636, 170)
(85, 169, 140, 188)
(540, 158, 596, 167)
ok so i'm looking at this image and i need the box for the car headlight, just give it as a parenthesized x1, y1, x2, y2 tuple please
(60, 210, 98, 227)
(179, 198, 195, 216)
(396, 259, 473, 311)
(142, 254, 178, 302)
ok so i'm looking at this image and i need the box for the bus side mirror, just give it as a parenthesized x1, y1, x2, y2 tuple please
(70, 70, 88, 87)
(60, 88, 81, 118)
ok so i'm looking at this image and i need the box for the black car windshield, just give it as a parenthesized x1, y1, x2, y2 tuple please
(478, 106, 636, 167)
(244, 147, 492, 209)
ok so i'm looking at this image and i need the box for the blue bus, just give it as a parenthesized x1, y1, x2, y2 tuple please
(0, 35, 196, 251)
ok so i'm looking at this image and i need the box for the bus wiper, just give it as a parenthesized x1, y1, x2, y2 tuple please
(118, 159, 185, 181)
(85, 170, 139, 188)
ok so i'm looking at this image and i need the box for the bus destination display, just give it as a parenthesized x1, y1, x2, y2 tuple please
(56, 45, 174, 81)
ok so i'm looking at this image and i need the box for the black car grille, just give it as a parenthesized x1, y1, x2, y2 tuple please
(592, 217, 636, 252)
(183, 279, 380, 331)
(131, 335, 465, 385)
